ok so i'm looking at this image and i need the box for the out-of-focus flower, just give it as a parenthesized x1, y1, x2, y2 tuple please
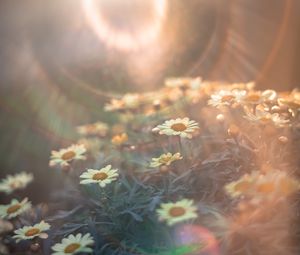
(165, 77, 192, 89)
(244, 108, 290, 127)
(241, 91, 263, 105)
(278, 95, 300, 117)
(122, 93, 142, 109)
(153, 118, 199, 139)
(225, 174, 256, 198)
(0, 198, 31, 219)
(165, 77, 202, 89)
(105, 93, 142, 111)
(111, 133, 128, 146)
(0, 219, 13, 234)
(13, 221, 50, 242)
(104, 98, 125, 112)
(80, 165, 118, 188)
(0, 172, 33, 194)
(150, 152, 182, 168)
(49, 144, 86, 167)
(185, 89, 203, 104)
(208, 89, 246, 108)
(225, 170, 300, 200)
(157, 199, 198, 226)
(77, 138, 101, 154)
(51, 233, 94, 255)
(76, 122, 108, 137)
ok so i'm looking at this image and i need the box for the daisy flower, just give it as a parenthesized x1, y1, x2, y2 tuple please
(150, 152, 182, 168)
(225, 174, 256, 198)
(156, 199, 198, 226)
(225, 170, 300, 200)
(52, 233, 94, 255)
(105, 94, 142, 111)
(76, 122, 108, 137)
(153, 118, 199, 139)
(0, 198, 31, 219)
(13, 221, 50, 242)
(0, 172, 33, 194)
(208, 89, 246, 108)
(244, 108, 290, 127)
(49, 144, 86, 167)
(80, 165, 119, 188)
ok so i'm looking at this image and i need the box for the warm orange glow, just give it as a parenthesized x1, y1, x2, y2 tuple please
(82, 0, 167, 51)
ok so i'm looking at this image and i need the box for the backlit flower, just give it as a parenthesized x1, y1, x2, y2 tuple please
(13, 221, 50, 242)
(0, 198, 31, 219)
(105, 94, 142, 111)
(208, 89, 246, 108)
(0, 172, 33, 194)
(225, 170, 300, 200)
(157, 199, 198, 226)
(150, 152, 182, 168)
(244, 108, 290, 127)
(49, 144, 86, 167)
(153, 118, 199, 139)
(51, 233, 94, 255)
(225, 174, 256, 198)
(80, 165, 118, 188)
(77, 122, 108, 137)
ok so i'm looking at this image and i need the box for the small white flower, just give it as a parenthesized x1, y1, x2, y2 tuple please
(80, 165, 119, 188)
(208, 89, 246, 108)
(13, 221, 50, 242)
(150, 152, 182, 168)
(49, 144, 86, 167)
(52, 233, 94, 255)
(0, 172, 33, 194)
(244, 108, 290, 127)
(156, 199, 198, 226)
(0, 198, 31, 219)
(153, 118, 199, 139)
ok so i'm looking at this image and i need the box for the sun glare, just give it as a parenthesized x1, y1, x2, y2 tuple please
(82, 0, 168, 51)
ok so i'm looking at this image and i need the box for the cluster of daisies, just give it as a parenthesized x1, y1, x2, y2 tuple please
(0, 172, 94, 254)
(1, 77, 300, 254)
(49, 116, 202, 229)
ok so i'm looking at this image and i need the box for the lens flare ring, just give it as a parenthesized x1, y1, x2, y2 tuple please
(82, 0, 167, 51)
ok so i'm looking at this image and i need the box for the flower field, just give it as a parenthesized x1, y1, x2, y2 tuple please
(1, 77, 300, 255)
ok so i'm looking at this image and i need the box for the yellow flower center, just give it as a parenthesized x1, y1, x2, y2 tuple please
(6, 204, 21, 214)
(9, 181, 21, 189)
(92, 172, 108, 181)
(260, 116, 271, 123)
(245, 94, 261, 102)
(159, 155, 172, 164)
(235, 181, 251, 193)
(169, 206, 186, 217)
(257, 183, 275, 193)
(221, 95, 235, 102)
(25, 228, 40, 237)
(62, 151, 76, 161)
(64, 243, 81, 253)
(171, 123, 187, 132)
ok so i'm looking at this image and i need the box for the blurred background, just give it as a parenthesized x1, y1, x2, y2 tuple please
(0, 0, 300, 202)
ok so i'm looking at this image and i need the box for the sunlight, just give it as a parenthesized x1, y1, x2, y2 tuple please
(82, 0, 168, 51)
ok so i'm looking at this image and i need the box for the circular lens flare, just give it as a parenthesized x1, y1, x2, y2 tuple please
(82, 0, 167, 51)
